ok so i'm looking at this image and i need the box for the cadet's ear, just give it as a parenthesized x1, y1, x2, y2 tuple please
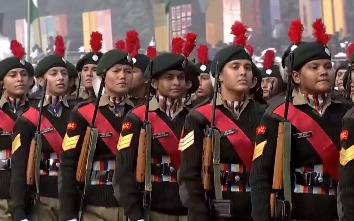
(151, 79, 158, 90)
(292, 70, 301, 84)
(186, 80, 192, 90)
(251, 76, 257, 88)
(37, 77, 45, 87)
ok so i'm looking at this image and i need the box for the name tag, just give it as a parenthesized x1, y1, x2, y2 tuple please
(40, 127, 54, 134)
(99, 132, 113, 138)
(294, 131, 312, 139)
(153, 132, 169, 139)
(222, 129, 236, 137)
(0, 131, 12, 136)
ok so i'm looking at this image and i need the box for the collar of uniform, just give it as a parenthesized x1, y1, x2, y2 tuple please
(291, 90, 340, 106)
(214, 93, 252, 106)
(79, 88, 93, 100)
(99, 94, 133, 107)
(39, 95, 69, 108)
(148, 96, 185, 111)
(0, 94, 28, 109)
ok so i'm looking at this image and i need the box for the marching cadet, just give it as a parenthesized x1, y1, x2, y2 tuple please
(260, 49, 286, 100)
(250, 19, 352, 221)
(338, 44, 354, 220)
(113, 32, 198, 221)
(10, 36, 77, 221)
(59, 36, 137, 220)
(178, 21, 266, 221)
(65, 61, 79, 96)
(75, 31, 104, 100)
(0, 40, 33, 221)
(183, 61, 203, 108)
(195, 44, 213, 100)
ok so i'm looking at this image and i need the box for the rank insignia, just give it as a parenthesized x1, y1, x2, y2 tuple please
(117, 133, 133, 150)
(12, 134, 21, 154)
(62, 134, 80, 151)
(253, 140, 267, 161)
(178, 130, 194, 151)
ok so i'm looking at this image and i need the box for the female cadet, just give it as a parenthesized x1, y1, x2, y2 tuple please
(10, 36, 78, 221)
(178, 21, 266, 221)
(250, 19, 352, 221)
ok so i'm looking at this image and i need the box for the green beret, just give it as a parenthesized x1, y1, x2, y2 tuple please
(281, 42, 305, 68)
(292, 42, 331, 71)
(133, 54, 150, 73)
(0, 57, 26, 80)
(261, 64, 283, 80)
(196, 60, 212, 74)
(251, 62, 262, 94)
(210, 45, 251, 77)
(66, 61, 78, 79)
(144, 53, 185, 80)
(185, 61, 200, 94)
(76, 52, 103, 72)
(34, 55, 67, 78)
(24, 61, 34, 77)
(96, 49, 131, 76)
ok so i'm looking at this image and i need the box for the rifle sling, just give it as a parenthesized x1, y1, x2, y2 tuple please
(195, 104, 254, 171)
(0, 109, 15, 132)
(273, 103, 339, 180)
(22, 107, 63, 156)
(78, 103, 119, 155)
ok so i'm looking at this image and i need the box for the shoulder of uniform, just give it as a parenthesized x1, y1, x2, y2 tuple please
(73, 99, 93, 112)
(343, 106, 354, 121)
(192, 98, 210, 110)
(265, 94, 286, 115)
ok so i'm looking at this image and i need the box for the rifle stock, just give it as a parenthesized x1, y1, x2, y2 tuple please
(136, 128, 147, 182)
(76, 126, 92, 183)
(26, 139, 37, 185)
(202, 134, 212, 190)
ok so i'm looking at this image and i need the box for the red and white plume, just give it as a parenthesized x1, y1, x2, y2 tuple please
(115, 40, 126, 51)
(171, 37, 184, 55)
(197, 44, 208, 65)
(312, 18, 330, 46)
(146, 46, 157, 59)
(182, 32, 197, 58)
(10, 40, 26, 60)
(288, 19, 303, 45)
(125, 30, 140, 57)
(54, 35, 65, 58)
(90, 31, 103, 53)
(347, 43, 354, 60)
(231, 21, 248, 47)
(245, 44, 254, 57)
(263, 49, 276, 70)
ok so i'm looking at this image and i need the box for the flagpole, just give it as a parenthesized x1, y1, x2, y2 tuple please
(26, 0, 31, 62)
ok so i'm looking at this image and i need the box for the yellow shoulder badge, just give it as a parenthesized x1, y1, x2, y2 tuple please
(12, 134, 21, 154)
(178, 131, 194, 151)
(253, 140, 267, 161)
(62, 134, 80, 151)
(340, 145, 354, 166)
(117, 133, 133, 151)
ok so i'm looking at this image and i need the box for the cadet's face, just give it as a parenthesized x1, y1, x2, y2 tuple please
(81, 64, 97, 89)
(130, 67, 145, 91)
(219, 59, 255, 93)
(261, 77, 279, 99)
(335, 69, 346, 91)
(2, 68, 30, 97)
(105, 64, 133, 96)
(152, 70, 186, 99)
(196, 73, 213, 98)
(40, 67, 69, 96)
(293, 59, 334, 94)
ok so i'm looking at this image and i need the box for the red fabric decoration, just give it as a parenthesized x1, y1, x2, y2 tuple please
(182, 32, 197, 58)
(197, 44, 208, 65)
(263, 49, 276, 70)
(10, 40, 26, 60)
(115, 40, 126, 51)
(287, 19, 304, 45)
(347, 43, 354, 60)
(312, 18, 330, 46)
(171, 37, 184, 54)
(90, 31, 103, 53)
(231, 21, 247, 47)
(146, 46, 157, 59)
(125, 30, 139, 57)
(245, 44, 254, 57)
(54, 35, 65, 58)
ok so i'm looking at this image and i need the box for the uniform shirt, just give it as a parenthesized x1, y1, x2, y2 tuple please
(178, 93, 266, 221)
(113, 96, 189, 221)
(10, 96, 78, 221)
(250, 90, 352, 221)
(78, 88, 95, 100)
(59, 95, 134, 221)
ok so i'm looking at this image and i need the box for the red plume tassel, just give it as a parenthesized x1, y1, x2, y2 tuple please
(90, 31, 103, 53)
(245, 44, 254, 57)
(115, 40, 126, 51)
(171, 37, 184, 54)
(312, 18, 330, 46)
(263, 50, 276, 70)
(288, 19, 304, 45)
(347, 43, 354, 60)
(197, 44, 208, 65)
(54, 35, 65, 58)
(146, 46, 157, 59)
(182, 32, 197, 58)
(125, 30, 139, 56)
(10, 40, 26, 60)
(231, 21, 248, 47)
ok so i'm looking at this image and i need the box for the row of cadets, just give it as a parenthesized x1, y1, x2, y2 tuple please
(113, 32, 199, 221)
(178, 20, 267, 221)
(59, 30, 140, 221)
(250, 19, 352, 220)
(0, 40, 34, 220)
(11, 35, 81, 221)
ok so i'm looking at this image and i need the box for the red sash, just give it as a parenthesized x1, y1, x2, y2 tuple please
(195, 104, 254, 171)
(22, 107, 63, 156)
(273, 103, 339, 180)
(132, 105, 180, 169)
(0, 109, 15, 132)
(78, 103, 119, 155)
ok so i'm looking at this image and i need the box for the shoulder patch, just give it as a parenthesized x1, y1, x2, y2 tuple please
(62, 134, 80, 151)
(122, 122, 132, 131)
(340, 145, 354, 166)
(253, 140, 267, 161)
(117, 133, 133, 150)
(341, 130, 349, 141)
(178, 130, 194, 151)
(256, 125, 267, 135)
(12, 134, 21, 154)
(67, 122, 77, 130)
